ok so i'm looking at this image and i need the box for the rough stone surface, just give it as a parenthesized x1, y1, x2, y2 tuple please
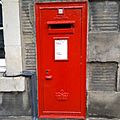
(21, 0, 36, 70)
(0, 92, 31, 116)
(88, 91, 120, 118)
(0, 78, 31, 116)
(88, 118, 119, 120)
(0, 116, 32, 120)
(87, 62, 118, 91)
(88, 33, 120, 62)
(89, 1, 119, 32)
(87, 0, 120, 119)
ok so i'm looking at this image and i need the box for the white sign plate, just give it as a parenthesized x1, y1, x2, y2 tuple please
(55, 40, 68, 60)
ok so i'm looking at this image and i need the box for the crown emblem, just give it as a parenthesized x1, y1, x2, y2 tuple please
(55, 89, 69, 101)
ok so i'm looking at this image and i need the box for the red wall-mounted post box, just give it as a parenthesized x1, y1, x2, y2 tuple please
(35, 2, 87, 119)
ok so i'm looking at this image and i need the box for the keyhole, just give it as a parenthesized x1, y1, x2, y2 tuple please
(46, 70, 49, 74)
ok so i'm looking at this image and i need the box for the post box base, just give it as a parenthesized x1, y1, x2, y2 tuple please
(39, 115, 85, 119)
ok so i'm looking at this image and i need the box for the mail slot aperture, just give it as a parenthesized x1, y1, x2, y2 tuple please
(47, 21, 75, 34)
(49, 23, 74, 29)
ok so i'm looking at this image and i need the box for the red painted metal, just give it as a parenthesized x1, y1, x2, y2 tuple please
(35, 2, 87, 119)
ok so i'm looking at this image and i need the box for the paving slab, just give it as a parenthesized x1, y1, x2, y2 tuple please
(88, 118, 119, 120)
(0, 116, 32, 120)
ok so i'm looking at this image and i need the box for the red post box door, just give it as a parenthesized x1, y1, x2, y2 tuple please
(36, 2, 87, 119)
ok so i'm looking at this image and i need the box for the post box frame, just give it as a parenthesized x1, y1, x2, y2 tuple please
(35, 2, 88, 119)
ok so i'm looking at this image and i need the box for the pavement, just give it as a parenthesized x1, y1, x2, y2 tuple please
(0, 116, 32, 120)
(88, 118, 120, 120)
(0, 117, 119, 120)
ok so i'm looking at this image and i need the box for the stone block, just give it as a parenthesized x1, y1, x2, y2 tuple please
(89, 1, 119, 32)
(88, 32, 120, 62)
(3, 0, 21, 46)
(21, 0, 36, 70)
(0, 92, 31, 116)
(88, 91, 120, 118)
(0, 78, 31, 116)
(2, 0, 23, 75)
(0, 77, 25, 92)
(87, 62, 118, 91)
(5, 45, 23, 75)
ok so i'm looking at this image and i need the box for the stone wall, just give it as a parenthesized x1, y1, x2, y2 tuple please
(88, 0, 120, 118)
(20, 0, 36, 70)
(0, 0, 32, 118)
(0, 78, 31, 117)
(19, 0, 120, 119)
(0, 0, 35, 117)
